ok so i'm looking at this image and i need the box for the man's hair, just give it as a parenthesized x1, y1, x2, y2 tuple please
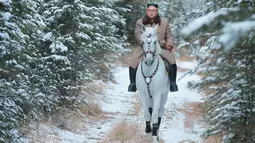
(147, 3, 158, 8)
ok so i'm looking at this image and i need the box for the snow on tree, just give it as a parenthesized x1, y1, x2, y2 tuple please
(0, 0, 129, 141)
(182, 0, 255, 142)
(0, 0, 46, 141)
(158, 0, 187, 46)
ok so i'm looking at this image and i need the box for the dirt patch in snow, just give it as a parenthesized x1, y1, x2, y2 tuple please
(179, 101, 203, 130)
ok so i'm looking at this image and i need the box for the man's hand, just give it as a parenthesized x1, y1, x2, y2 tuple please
(139, 40, 144, 47)
(165, 45, 173, 52)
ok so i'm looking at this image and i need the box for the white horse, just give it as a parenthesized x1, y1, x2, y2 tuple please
(136, 24, 170, 143)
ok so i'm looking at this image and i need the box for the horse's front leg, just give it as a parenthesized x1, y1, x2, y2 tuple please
(144, 108, 152, 141)
(146, 97, 153, 133)
(152, 94, 161, 143)
(140, 95, 151, 134)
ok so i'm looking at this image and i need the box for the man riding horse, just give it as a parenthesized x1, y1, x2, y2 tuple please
(128, 3, 178, 92)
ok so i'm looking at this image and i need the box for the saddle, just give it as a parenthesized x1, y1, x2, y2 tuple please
(161, 56, 172, 76)
(159, 46, 172, 75)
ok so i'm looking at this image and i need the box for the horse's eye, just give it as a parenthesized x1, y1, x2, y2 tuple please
(154, 41, 156, 44)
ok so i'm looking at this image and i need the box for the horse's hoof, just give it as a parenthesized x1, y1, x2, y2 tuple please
(152, 136, 159, 143)
(128, 83, 137, 92)
(170, 83, 178, 92)
(145, 128, 151, 133)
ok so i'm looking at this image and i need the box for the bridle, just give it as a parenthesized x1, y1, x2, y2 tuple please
(143, 33, 156, 59)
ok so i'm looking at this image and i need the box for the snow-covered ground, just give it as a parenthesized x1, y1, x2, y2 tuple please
(159, 69, 204, 142)
(24, 60, 205, 143)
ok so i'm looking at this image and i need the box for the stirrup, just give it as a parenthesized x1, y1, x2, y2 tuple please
(170, 83, 178, 92)
(128, 83, 137, 92)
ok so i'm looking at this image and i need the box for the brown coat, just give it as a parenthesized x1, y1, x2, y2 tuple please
(128, 17, 176, 69)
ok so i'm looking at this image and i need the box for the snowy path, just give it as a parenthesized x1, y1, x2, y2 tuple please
(159, 71, 204, 142)
(83, 61, 205, 143)
(81, 67, 139, 142)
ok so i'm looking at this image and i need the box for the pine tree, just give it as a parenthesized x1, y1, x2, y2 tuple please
(183, 0, 255, 142)
(159, 0, 187, 46)
(0, 0, 45, 141)
(0, 0, 129, 141)
(114, 0, 146, 45)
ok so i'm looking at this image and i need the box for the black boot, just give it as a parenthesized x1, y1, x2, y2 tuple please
(128, 67, 137, 92)
(169, 64, 178, 92)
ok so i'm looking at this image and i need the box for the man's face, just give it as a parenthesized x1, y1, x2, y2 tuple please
(146, 6, 158, 19)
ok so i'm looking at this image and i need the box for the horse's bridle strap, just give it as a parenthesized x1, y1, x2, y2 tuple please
(141, 59, 160, 98)
(144, 50, 155, 56)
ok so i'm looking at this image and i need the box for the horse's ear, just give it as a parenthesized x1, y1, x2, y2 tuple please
(154, 24, 159, 33)
(141, 24, 146, 33)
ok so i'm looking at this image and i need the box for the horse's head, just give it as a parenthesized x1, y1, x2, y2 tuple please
(141, 24, 161, 66)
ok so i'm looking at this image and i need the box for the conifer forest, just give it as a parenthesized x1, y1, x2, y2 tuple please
(0, 0, 254, 142)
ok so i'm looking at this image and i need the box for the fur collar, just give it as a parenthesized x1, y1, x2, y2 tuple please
(142, 15, 161, 26)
